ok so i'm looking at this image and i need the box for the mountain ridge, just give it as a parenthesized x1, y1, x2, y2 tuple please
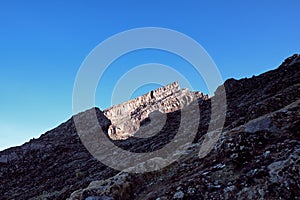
(0, 54, 299, 199)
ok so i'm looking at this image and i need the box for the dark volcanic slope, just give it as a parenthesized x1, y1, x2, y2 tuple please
(0, 54, 300, 200)
(0, 109, 117, 199)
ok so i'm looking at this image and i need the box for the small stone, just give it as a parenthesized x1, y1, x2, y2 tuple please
(173, 191, 184, 199)
(187, 186, 195, 194)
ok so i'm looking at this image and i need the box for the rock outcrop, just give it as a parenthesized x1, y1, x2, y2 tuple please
(0, 54, 299, 199)
(104, 81, 208, 140)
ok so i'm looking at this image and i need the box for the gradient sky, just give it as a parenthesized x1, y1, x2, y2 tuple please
(0, 0, 299, 150)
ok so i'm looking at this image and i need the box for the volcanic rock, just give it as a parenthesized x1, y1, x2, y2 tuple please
(0, 54, 299, 200)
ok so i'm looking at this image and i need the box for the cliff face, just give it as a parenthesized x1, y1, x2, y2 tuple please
(104, 81, 208, 140)
(0, 54, 299, 200)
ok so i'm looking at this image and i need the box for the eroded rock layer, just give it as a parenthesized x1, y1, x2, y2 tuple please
(104, 81, 208, 140)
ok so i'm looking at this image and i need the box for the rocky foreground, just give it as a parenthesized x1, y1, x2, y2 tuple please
(0, 54, 299, 199)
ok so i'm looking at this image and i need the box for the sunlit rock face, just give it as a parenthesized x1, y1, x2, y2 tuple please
(104, 81, 208, 140)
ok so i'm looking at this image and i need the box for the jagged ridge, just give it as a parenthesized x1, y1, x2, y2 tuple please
(104, 81, 208, 140)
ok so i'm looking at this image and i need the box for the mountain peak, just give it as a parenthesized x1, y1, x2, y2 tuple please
(281, 53, 300, 67)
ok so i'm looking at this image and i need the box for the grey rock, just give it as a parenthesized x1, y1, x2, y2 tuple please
(173, 191, 184, 199)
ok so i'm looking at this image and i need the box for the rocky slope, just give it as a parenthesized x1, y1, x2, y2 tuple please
(0, 54, 299, 199)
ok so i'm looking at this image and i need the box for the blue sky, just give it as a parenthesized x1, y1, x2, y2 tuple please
(0, 0, 299, 150)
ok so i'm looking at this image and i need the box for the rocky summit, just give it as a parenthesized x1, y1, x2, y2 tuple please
(0, 54, 300, 199)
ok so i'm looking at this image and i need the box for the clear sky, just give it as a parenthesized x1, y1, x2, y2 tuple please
(0, 0, 299, 150)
